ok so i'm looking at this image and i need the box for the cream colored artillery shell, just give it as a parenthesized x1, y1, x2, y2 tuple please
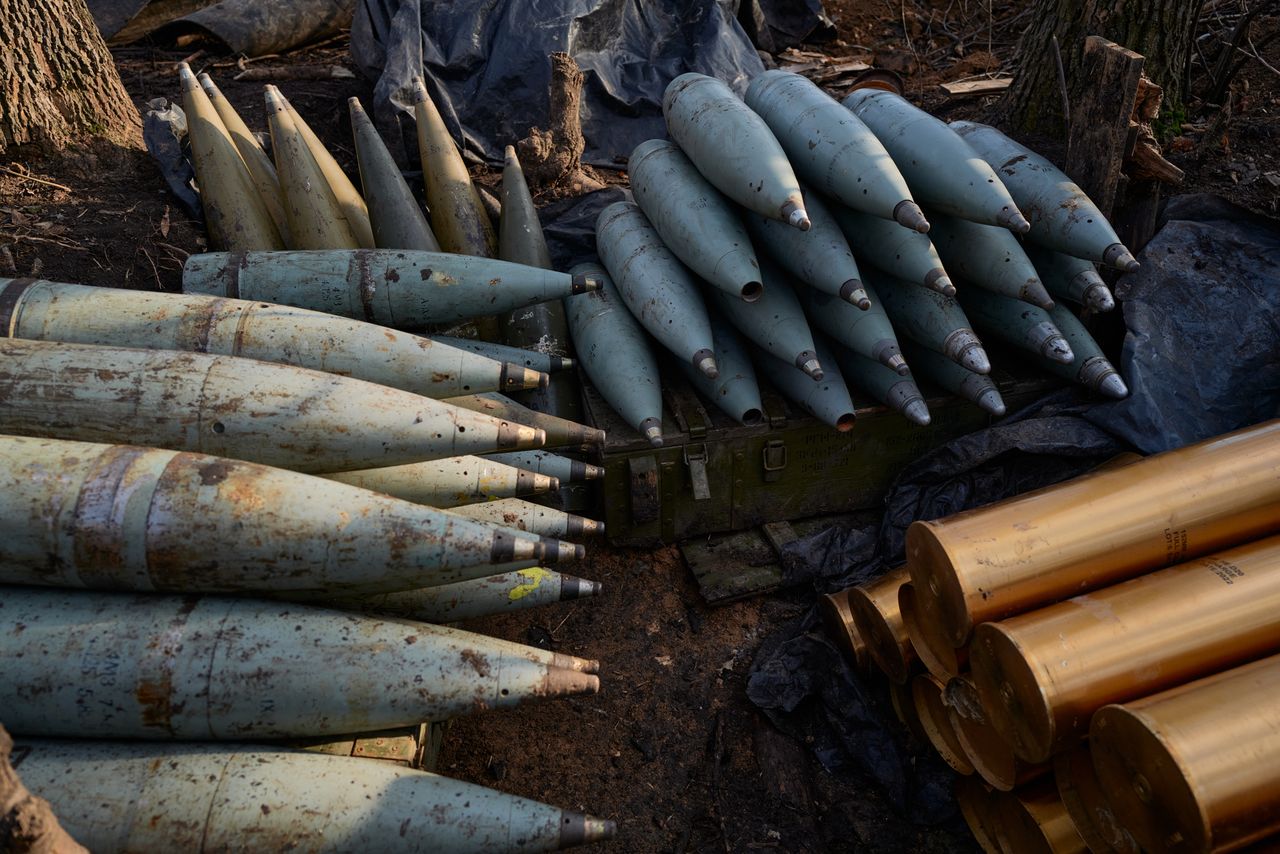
(845, 566, 914, 683)
(413, 77, 496, 257)
(265, 84, 359, 249)
(0, 339, 545, 474)
(349, 96, 440, 251)
(450, 499, 604, 539)
(13, 740, 616, 852)
(178, 64, 283, 251)
(0, 435, 577, 595)
(0, 278, 543, 398)
(446, 392, 605, 449)
(322, 455, 557, 508)
(198, 72, 290, 244)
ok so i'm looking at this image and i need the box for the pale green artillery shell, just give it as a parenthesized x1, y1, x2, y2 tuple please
(795, 270, 902, 367)
(0, 436, 541, 595)
(12, 740, 614, 851)
(0, 587, 599, 739)
(663, 72, 807, 225)
(350, 97, 441, 251)
(864, 270, 983, 368)
(828, 340, 929, 423)
(745, 70, 913, 220)
(1023, 244, 1113, 310)
(414, 79, 497, 257)
(926, 212, 1053, 308)
(0, 278, 534, 398)
(431, 336, 575, 374)
(446, 392, 603, 449)
(483, 450, 599, 483)
(950, 120, 1129, 265)
(321, 455, 553, 507)
(0, 339, 542, 474)
(900, 339, 1006, 415)
(595, 200, 717, 372)
(564, 262, 663, 443)
(182, 249, 594, 329)
(681, 312, 765, 426)
(746, 189, 866, 303)
(956, 282, 1071, 361)
(711, 255, 821, 371)
(628, 138, 763, 300)
(832, 203, 951, 292)
(753, 337, 856, 431)
(451, 498, 602, 539)
(843, 89, 1023, 229)
(1044, 301, 1124, 393)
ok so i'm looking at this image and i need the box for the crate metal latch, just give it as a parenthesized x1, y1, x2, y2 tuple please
(762, 439, 787, 483)
(684, 443, 711, 500)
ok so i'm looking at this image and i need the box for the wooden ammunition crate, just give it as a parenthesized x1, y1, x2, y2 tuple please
(583, 369, 1056, 548)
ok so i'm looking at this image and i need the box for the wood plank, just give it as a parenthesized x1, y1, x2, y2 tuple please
(939, 77, 1012, 97)
(1064, 36, 1145, 218)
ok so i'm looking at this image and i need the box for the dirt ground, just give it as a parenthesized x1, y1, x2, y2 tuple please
(1, 2, 1276, 852)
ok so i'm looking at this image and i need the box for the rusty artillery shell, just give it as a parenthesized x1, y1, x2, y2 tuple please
(663, 72, 810, 229)
(13, 740, 617, 851)
(1091, 654, 1280, 853)
(912, 673, 976, 775)
(182, 250, 598, 329)
(1024, 244, 1115, 313)
(906, 419, 1280, 647)
(745, 189, 870, 308)
(711, 255, 825, 380)
(628, 138, 763, 301)
(845, 566, 914, 683)
(446, 392, 604, 449)
(950, 121, 1139, 272)
(450, 499, 604, 539)
(867, 268, 990, 373)
(278, 88, 375, 248)
(0, 436, 575, 595)
(843, 89, 1027, 232)
(971, 535, 1280, 765)
(0, 587, 600, 739)
(744, 70, 926, 229)
(898, 581, 966, 682)
(753, 335, 855, 431)
(1043, 302, 1128, 398)
(264, 85, 360, 249)
(989, 778, 1088, 854)
(947, 676, 1047, 792)
(595, 200, 719, 378)
(0, 278, 542, 398)
(830, 342, 930, 426)
(413, 77, 496, 257)
(0, 339, 544, 474)
(818, 588, 871, 673)
(484, 450, 604, 483)
(321, 455, 557, 507)
(178, 64, 284, 251)
(198, 72, 290, 244)
(432, 336, 576, 373)
(899, 340, 1006, 416)
(796, 272, 906, 373)
(565, 262, 664, 446)
(956, 777, 1003, 854)
(956, 283, 1075, 365)
(307, 568, 601, 624)
(682, 312, 766, 426)
(1054, 747, 1142, 854)
(926, 212, 1055, 309)
(349, 96, 440, 251)
(831, 204, 955, 295)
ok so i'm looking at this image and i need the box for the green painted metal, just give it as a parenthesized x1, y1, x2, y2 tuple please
(564, 262, 663, 446)
(451, 499, 604, 539)
(0, 588, 600, 739)
(753, 337, 855, 431)
(681, 313, 765, 426)
(446, 392, 603, 449)
(322, 455, 557, 507)
(628, 138, 762, 301)
(795, 268, 904, 372)
(926, 212, 1054, 309)
(12, 740, 616, 851)
(0, 279, 542, 398)
(1044, 302, 1129, 398)
(843, 89, 1027, 232)
(432, 336, 575, 373)
(178, 63, 283, 252)
(828, 339, 931, 426)
(956, 283, 1076, 365)
(745, 189, 869, 307)
(950, 120, 1138, 271)
(865, 269, 990, 373)
(349, 97, 440, 252)
(744, 70, 926, 229)
(0, 435, 556, 594)
(1023, 244, 1115, 312)
(710, 255, 823, 379)
(899, 339, 1006, 416)
(181, 249, 599, 329)
(595, 200, 718, 378)
(663, 72, 809, 229)
(831, 203, 954, 295)
(413, 77, 496, 258)
(0, 339, 544, 473)
(483, 450, 603, 483)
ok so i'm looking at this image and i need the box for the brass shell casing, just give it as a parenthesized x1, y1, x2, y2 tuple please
(900, 581, 967, 681)
(911, 673, 973, 775)
(847, 566, 914, 683)
(1053, 747, 1141, 854)
(989, 778, 1088, 854)
(948, 676, 1047, 792)
(819, 589, 870, 673)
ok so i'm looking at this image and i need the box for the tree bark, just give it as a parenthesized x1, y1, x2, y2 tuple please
(998, 0, 1200, 137)
(0, 0, 142, 153)
(0, 725, 88, 854)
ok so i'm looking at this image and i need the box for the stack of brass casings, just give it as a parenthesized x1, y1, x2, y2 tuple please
(820, 421, 1280, 852)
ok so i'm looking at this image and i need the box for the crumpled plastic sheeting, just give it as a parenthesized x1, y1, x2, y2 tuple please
(349, 0, 766, 167)
(142, 98, 204, 226)
(1086, 194, 1280, 453)
(541, 186, 629, 271)
(739, 0, 836, 53)
(90, 0, 354, 54)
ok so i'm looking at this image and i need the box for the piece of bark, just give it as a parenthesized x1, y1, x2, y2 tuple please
(940, 78, 1012, 98)
(515, 53, 604, 197)
(0, 725, 87, 854)
(1064, 36, 1145, 217)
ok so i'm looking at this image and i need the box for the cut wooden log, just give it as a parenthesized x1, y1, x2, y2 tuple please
(1064, 36, 1145, 217)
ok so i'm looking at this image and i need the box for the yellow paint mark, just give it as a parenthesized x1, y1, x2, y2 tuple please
(509, 568, 552, 601)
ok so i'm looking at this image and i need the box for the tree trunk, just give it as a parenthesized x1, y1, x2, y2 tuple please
(0, 725, 88, 853)
(0, 0, 142, 153)
(998, 0, 1200, 137)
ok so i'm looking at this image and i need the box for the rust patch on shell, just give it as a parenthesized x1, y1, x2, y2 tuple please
(460, 649, 491, 677)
